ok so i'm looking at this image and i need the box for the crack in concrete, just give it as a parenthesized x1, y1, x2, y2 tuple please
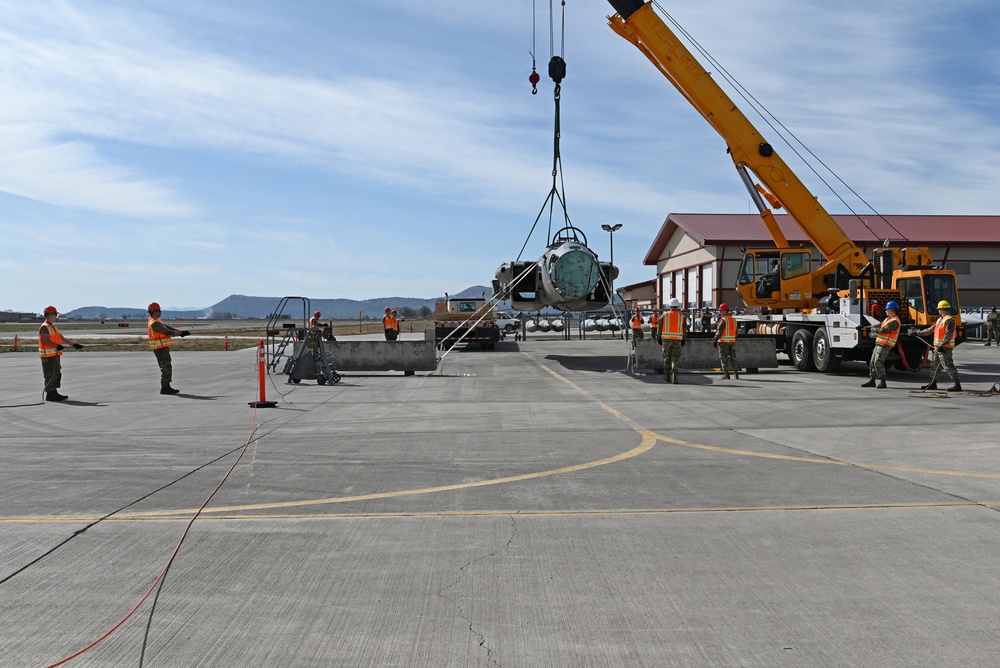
(436, 514, 517, 667)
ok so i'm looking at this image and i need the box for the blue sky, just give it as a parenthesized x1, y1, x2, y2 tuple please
(2, 0, 998, 313)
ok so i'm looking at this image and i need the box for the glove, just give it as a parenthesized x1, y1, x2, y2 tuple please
(55, 344, 64, 351)
(180, 331, 191, 337)
(73, 343, 83, 350)
(681, 340, 685, 347)
(713, 340, 718, 348)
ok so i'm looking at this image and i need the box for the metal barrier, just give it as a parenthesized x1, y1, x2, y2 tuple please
(631, 337, 778, 373)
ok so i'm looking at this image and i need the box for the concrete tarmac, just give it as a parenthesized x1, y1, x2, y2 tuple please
(2, 338, 1000, 667)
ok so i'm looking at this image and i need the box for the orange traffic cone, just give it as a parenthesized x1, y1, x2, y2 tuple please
(248, 339, 276, 408)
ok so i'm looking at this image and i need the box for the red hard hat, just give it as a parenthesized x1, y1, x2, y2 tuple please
(719, 303, 729, 311)
(384, 307, 391, 312)
(147, 302, 161, 312)
(43, 305, 58, 315)
(313, 311, 321, 318)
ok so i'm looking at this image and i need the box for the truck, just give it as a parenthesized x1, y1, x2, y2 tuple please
(607, 0, 963, 373)
(434, 298, 501, 350)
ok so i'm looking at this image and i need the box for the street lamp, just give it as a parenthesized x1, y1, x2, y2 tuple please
(601, 223, 622, 306)
(601, 223, 623, 338)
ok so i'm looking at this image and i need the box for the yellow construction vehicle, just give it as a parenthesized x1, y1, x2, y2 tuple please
(607, 0, 963, 372)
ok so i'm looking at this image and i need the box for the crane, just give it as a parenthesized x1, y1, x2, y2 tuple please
(605, 0, 963, 372)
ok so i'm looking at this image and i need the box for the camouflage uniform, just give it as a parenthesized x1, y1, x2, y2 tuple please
(714, 314, 739, 378)
(918, 315, 960, 389)
(868, 315, 900, 383)
(630, 313, 644, 348)
(986, 308, 999, 346)
(660, 307, 686, 384)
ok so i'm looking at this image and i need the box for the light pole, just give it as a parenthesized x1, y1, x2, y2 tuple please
(601, 223, 623, 337)
(601, 223, 622, 305)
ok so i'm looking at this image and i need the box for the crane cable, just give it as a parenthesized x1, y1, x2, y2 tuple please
(518, 0, 572, 262)
(651, 1, 907, 243)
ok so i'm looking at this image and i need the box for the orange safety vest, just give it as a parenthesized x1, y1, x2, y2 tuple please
(875, 315, 900, 347)
(147, 317, 172, 349)
(717, 315, 737, 344)
(38, 322, 66, 358)
(391, 316, 400, 332)
(630, 314, 643, 329)
(933, 315, 955, 349)
(661, 310, 684, 341)
(383, 315, 395, 330)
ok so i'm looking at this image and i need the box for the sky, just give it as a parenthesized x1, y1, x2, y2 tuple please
(1, 0, 998, 313)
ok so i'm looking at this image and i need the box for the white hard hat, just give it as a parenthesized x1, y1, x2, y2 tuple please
(668, 298, 681, 308)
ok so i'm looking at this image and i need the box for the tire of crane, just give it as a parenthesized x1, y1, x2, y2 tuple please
(812, 328, 841, 373)
(791, 329, 816, 372)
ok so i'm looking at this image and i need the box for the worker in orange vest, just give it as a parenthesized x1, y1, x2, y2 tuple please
(660, 298, 686, 384)
(713, 303, 739, 380)
(147, 302, 189, 395)
(38, 305, 83, 401)
(382, 307, 397, 341)
(916, 300, 961, 392)
(629, 308, 644, 347)
(862, 300, 900, 389)
(309, 310, 322, 330)
(649, 308, 661, 344)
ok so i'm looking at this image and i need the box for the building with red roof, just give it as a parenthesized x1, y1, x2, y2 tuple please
(633, 213, 1000, 309)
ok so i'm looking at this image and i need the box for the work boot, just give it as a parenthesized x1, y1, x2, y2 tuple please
(861, 379, 876, 388)
(722, 373, 731, 380)
(734, 371, 740, 380)
(946, 382, 963, 392)
(921, 381, 938, 390)
(672, 373, 679, 385)
(876, 380, 887, 389)
(663, 374, 670, 383)
(160, 386, 180, 395)
(986, 343, 992, 346)
(45, 392, 67, 402)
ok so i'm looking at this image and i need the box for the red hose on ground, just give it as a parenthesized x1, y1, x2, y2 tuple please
(897, 341, 929, 372)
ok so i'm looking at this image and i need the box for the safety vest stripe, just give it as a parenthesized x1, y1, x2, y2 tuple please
(148, 318, 173, 349)
(719, 315, 737, 343)
(875, 316, 900, 347)
(933, 315, 955, 349)
(662, 310, 684, 340)
(38, 323, 64, 357)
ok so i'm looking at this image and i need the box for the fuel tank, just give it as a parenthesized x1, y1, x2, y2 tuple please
(493, 226, 618, 312)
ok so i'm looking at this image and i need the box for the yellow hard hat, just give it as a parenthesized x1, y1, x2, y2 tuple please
(937, 300, 952, 310)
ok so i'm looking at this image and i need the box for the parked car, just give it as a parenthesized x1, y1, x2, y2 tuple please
(494, 311, 521, 334)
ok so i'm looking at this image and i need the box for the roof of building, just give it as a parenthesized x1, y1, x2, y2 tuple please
(644, 213, 1000, 265)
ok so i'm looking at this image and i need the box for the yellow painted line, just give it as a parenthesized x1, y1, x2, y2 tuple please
(651, 432, 1000, 480)
(3, 500, 992, 523)
(109, 432, 657, 519)
(6, 360, 999, 525)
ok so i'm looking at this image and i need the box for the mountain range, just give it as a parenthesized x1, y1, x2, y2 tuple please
(63, 286, 498, 320)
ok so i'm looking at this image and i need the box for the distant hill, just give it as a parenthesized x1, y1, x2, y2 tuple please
(63, 286, 501, 320)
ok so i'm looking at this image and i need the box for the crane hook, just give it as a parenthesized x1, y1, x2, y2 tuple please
(529, 67, 540, 95)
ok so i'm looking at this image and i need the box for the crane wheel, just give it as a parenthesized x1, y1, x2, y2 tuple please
(812, 328, 841, 372)
(791, 329, 816, 372)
